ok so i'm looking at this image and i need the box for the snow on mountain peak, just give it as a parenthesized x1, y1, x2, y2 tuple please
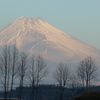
(0, 17, 100, 65)
(17, 16, 45, 24)
(18, 16, 40, 21)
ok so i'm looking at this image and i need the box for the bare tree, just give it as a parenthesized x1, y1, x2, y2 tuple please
(54, 63, 70, 100)
(76, 56, 99, 90)
(77, 61, 85, 90)
(9, 44, 19, 99)
(70, 73, 78, 98)
(0, 45, 11, 100)
(35, 55, 48, 85)
(18, 52, 28, 100)
(28, 55, 36, 100)
(28, 55, 48, 100)
(0, 44, 19, 100)
(34, 55, 48, 100)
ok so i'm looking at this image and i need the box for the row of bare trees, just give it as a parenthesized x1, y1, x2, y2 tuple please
(53, 56, 99, 100)
(0, 45, 48, 100)
(54, 63, 70, 100)
(0, 45, 19, 100)
(0, 44, 99, 100)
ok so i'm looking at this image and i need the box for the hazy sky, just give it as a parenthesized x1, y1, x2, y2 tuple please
(0, 0, 100, 49)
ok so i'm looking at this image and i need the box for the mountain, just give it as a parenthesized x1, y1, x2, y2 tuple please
(0, 17, 100, 66)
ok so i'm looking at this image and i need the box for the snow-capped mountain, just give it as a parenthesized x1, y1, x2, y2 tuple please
(0, 17, 100, 65)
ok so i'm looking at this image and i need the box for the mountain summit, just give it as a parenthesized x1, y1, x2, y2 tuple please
(0, 17, 100, 64)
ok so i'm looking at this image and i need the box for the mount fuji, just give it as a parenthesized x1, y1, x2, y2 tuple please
(0, 17, 100, 67)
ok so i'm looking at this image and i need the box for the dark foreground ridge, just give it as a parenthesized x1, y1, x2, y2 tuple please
(71, 91, 100, 100)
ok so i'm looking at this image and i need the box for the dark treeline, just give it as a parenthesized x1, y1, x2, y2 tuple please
(0, 44, 99, 100)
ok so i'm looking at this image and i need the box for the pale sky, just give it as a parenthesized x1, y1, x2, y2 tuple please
(0, 0, 100, 49)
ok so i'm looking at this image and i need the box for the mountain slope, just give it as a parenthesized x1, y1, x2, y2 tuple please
(0, 17, 100, 64)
